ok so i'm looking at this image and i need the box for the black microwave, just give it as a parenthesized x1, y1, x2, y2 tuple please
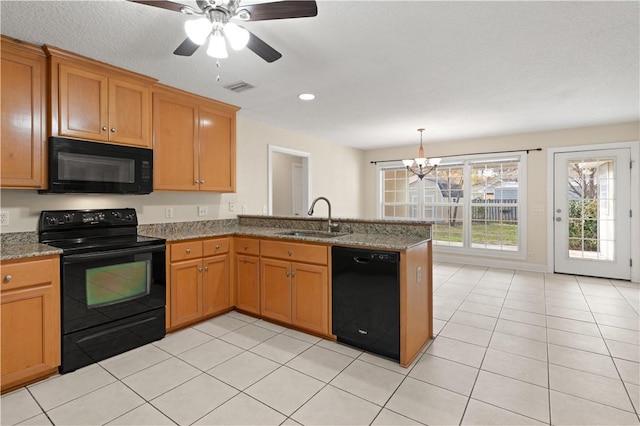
(41, 137, 153, 194)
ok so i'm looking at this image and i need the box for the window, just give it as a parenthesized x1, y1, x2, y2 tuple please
(379, 154, 526, 256)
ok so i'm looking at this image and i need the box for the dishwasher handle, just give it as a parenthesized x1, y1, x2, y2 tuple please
(353, 257, 371, 264)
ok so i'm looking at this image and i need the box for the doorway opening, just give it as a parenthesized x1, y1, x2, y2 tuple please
(268, 145, 311, 216)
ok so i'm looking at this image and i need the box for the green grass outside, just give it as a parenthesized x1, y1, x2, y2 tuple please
(433, 222, 519, 245)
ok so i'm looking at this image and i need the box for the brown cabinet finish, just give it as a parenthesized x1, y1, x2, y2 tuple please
(47, 46, 154, 148)
(260, 240, 330, 335)
(260, 258, 292, 324)
(167, 238, 232, 329)
(0, 36, 46, 189)
(234, 238, 260, 315)
(1, 256, 60, 392)
(153, 85, 238, 192)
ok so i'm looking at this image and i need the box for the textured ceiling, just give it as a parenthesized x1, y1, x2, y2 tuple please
(1, 0, 638, 149)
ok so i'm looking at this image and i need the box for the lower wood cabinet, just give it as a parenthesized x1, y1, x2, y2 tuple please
(234, 238, 260, 315)
(1, 256, 60, 392)
(168, 238, 230, 329)
(260, 240, 329, 335)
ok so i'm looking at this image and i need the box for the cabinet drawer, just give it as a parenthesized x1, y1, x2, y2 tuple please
(235, 238, 260, 256)
(1, 258, 56, 292)
(203, 237, 230, 256)
(170, 241, 203, 262)
(261, 240, 328, 265)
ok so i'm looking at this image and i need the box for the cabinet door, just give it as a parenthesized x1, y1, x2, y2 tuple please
(58, 63, 109, 141)
(291, 263, 328, 335)
(260, 258, 291, 324)
(1, 258, 60, 392)
(170, 259, 202, 327)
(152, 92, 199, 191)
(0, 41, 46, 188)
(108, 77, 151, 147)
(236, 255, 260, 315)
(202, 254, 230, 316)
(199, 104, 235, 192)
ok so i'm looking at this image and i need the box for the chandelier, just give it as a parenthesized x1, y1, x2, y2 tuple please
(402, 128, 441, 180)
(183, 0, 250, 59)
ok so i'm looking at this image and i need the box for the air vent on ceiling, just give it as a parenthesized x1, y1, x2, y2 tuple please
(224, 81, 255, 93)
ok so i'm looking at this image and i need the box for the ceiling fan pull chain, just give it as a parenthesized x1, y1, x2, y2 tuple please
(215, 59, 221, 82)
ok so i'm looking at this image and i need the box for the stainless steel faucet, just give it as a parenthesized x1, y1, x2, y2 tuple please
(308, 197, 340, 232)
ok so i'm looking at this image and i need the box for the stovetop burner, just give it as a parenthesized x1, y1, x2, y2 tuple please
(39, 208, 165, 254)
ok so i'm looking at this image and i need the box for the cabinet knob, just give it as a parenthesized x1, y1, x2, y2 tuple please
(215, 245, 220, 250)
(287, 250, 293, 256)
(291, 271, 296, 277)
(243, 257, 248, 263)
(200, 180, 205, 184)
(198, 267, 203, 272)
(102, 126, 108, 131)
(194, 180, 199, 184)
(186, 248, 191, 254)
(243, 245, 249, 250)
(204, 266, 209, 272)
(110, 128, 116, 132)
(286, 271, 290, 277)
(4, 275, 12, 282)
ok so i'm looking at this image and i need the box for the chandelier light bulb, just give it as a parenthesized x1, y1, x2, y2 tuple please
(206, 30, 228, 58)
(224, 22, 250, 51)
(185, 18, 213, 45)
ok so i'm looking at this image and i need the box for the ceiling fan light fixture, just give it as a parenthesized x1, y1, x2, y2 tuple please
(185, 17, 213, 45)
(224, 22, 250, 50)
(206, 30, 229, 58)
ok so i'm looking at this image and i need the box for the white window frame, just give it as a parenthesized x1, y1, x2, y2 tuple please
(377, 152, 528, 259)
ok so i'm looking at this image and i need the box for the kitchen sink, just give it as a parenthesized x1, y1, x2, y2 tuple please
(277, 230, 348, 239)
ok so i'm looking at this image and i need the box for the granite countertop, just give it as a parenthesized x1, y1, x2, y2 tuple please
(1, 217, 431, 261)
(139, 225, 428, 250)
(0, 243, 63, 261)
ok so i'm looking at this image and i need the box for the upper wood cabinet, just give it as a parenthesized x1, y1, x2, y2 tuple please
(46, 46, 155, 148)
(0, 36, 47, 189)
(153, 84, 238, 192)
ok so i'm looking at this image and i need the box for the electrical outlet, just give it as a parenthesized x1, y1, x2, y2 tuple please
(198, 206, 208, 217)
(165, 207, 174, 218)
(416, 266, 422, 282)
(242, 204, 248, 214)
(228, 203, 236, 212)
(0, 211, 9, 227)
(262, 205, 268, 214)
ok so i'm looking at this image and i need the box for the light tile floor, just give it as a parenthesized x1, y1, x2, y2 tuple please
(2, 262, 640, 425)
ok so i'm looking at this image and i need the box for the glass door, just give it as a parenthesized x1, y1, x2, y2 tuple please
(553, 149, 631, 279)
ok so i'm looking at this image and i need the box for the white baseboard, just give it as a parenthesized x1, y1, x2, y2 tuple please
(433, 252, 547, 273)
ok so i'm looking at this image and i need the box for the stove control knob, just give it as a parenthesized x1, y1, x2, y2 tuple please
(112, 211, 122, 220)
(125, 214, 134, 221)
(63, 213, 72, 222)
(47, 217, 58, 226)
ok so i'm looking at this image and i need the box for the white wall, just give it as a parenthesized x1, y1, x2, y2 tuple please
(362, 121, 640, 270)
(271, 152, 301, 216)
(0, 116, 365, 232)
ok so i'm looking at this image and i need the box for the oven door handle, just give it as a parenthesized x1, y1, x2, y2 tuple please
(63, 245, 165, 263)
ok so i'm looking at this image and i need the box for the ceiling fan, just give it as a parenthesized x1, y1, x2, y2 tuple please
(128, 0, 318, 63)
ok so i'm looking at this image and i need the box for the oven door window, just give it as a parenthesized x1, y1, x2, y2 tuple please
(62, 246, 166, 334)
(86, 260, 151, 308)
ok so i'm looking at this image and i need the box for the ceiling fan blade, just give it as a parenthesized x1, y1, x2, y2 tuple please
(174, 38, 201, 56)
(239, 0, 317, 21)
(126, 0, 188, 13)
(246, 31, 282, 63)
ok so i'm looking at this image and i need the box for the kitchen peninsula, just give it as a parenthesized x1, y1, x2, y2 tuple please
(139, 215, 433, 367)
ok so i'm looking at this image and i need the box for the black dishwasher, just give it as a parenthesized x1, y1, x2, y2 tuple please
(332, 246, 400, 360)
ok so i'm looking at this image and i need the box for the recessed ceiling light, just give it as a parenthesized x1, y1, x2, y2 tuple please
(298, 93, 315, 101)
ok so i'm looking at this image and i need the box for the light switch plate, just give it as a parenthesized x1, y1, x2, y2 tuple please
(198, 206, 208, 217)
(0, 211, 9, 227)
